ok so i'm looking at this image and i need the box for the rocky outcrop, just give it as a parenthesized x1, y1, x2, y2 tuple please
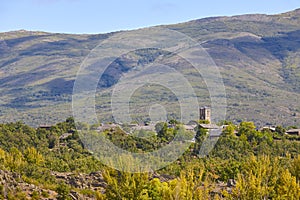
(51, 171, 106, 192)
(0, 169, 56, 199)
(0, 170, 106, 199)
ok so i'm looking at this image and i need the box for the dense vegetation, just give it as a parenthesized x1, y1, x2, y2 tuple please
(0, 118, 299, 199)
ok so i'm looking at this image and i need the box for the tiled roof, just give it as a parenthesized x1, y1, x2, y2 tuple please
(199, 124, 220, 129)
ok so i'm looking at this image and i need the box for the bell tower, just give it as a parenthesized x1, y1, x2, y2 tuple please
(199, 107, 211, 123)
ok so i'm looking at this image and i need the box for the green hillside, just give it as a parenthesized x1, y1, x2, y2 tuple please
(0, 9, 300, 126)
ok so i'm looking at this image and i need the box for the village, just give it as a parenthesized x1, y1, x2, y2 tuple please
(37, 106, 300, 150)
(94, 107, 300, 137)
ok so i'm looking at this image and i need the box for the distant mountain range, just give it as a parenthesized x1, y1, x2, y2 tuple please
(0, 9, 300, 127)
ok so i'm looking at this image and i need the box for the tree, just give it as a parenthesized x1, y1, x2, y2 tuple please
(289, 155, 300, 182)
(230, 155, 300, 200)
(169, 119, 179, 125)
(275, 169, 299, 199)
(222, 124, 236, 136)
(238, 121, 256, 136)
(193, 126, 208, 155)
(24, 147, 44, 166)
(56, 182, 71, 200)
(155, 122, 174, 142)
(146, 178, 172, 200)
(6, 147, 25, 173)
(155, 122, 167, 136)
(275, 125, 286, 136)
(103, 169, 149, 199)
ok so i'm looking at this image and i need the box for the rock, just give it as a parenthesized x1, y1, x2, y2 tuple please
(0, 169, 107, 199)
(227, 179, 236, 187)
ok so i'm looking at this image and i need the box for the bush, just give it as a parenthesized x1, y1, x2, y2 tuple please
(56, 182, 71, 200)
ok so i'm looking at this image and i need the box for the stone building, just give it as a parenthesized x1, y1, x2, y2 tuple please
(286, 129, 300, 136)
(199, 107, 211, 123)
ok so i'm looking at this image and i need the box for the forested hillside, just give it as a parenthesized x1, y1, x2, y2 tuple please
(0, 118, 299, 199)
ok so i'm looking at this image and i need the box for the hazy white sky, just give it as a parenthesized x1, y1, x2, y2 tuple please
(1, 0, 300, 33)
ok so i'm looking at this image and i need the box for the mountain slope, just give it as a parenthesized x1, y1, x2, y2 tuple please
(0, 9, 300, 126)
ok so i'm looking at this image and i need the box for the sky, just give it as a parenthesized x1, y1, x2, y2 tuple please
(1, 0, 300, 34)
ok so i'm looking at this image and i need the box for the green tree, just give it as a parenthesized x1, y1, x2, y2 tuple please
(56, 182, 71, 200)
(238, 121, 256, 136)
(289, 155, 300, 182)
(230, 155, 300, 200)
(275, 169, 299, 199)
(275, 125, 286, 136)
(6, 147, 25, 173)
(24, 147, 44, 166)
(103, 169, 149, 199)
(155, 122, 174, 142)
(222, 124, 236, 136)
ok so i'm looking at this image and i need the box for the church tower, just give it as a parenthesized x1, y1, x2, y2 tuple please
(199, 107, 211, 123)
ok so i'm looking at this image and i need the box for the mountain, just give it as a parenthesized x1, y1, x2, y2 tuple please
(0, 9, 300, 127)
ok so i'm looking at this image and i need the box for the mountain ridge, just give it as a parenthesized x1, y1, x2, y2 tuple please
(2, 8, 300, 35)
(0, 9, 300, 127)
